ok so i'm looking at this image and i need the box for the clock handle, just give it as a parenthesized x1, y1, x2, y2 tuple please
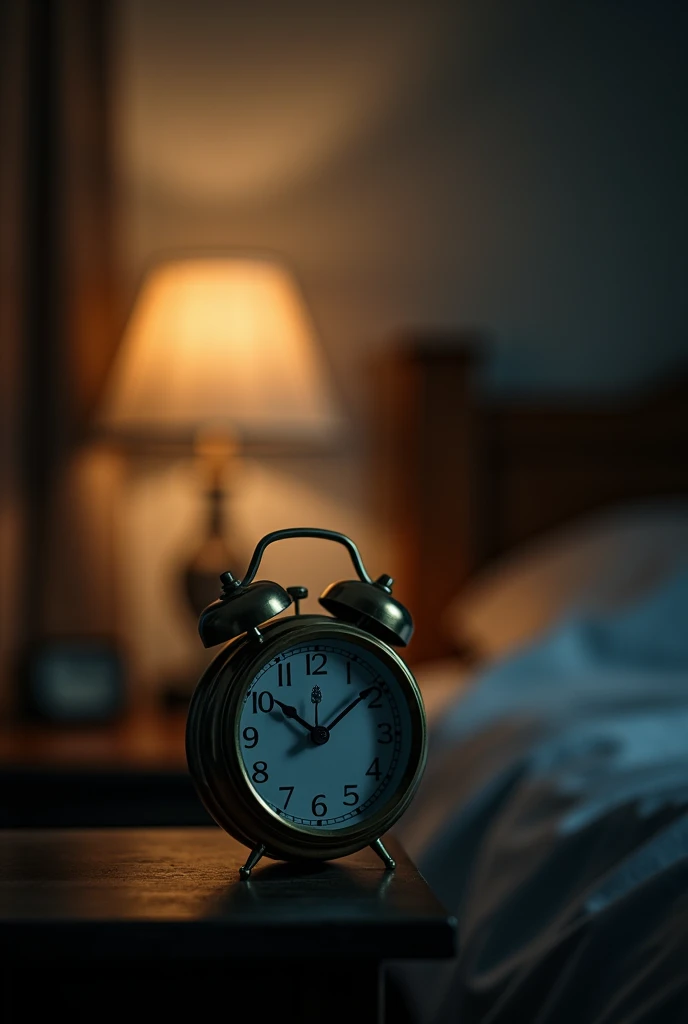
(238, 528, 374, 588)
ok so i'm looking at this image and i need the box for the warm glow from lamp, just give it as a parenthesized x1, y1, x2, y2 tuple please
(97, 254, 346, 637)
(98, 256, 344, 445)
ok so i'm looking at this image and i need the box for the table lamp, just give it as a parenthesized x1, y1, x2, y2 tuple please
(97, 253, 345, 618)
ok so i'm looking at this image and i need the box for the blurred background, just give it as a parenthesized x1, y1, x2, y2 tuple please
(1, 0, 687, 823)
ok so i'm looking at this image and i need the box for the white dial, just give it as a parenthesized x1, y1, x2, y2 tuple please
(237, 638, 414, 831)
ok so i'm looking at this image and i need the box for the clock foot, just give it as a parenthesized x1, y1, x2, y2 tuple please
(371, 838, 396, 870)
(239, 843, 266, 880)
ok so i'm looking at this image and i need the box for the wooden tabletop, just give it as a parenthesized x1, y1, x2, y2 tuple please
(0, 827, 456, 961)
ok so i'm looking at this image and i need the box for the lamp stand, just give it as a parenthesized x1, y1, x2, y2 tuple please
(183, 432, 241, 619)
(160, 437, 241, 711)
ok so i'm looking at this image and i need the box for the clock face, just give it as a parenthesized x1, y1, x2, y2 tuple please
(237, 637, 414, 832)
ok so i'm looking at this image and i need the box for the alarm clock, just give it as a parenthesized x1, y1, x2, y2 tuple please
(186, 527, 427, 879)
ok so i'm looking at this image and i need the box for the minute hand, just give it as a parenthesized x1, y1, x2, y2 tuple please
(325, 687, 375, 732)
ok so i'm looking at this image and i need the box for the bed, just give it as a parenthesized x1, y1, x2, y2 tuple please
(374, 339, 688, 1024)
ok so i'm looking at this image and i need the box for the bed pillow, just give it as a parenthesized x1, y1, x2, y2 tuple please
(442, 499, 688, 661)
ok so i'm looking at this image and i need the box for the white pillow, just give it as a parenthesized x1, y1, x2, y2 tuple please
(443, 499, 688, 661)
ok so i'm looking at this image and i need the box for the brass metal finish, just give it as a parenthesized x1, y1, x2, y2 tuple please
(198, 580, 292, 648)
(239, 528, 374, 588)
(186, 616, 427, 867)
(239, 843, 266, 879)
(319, 578, 413, 647)
(287, 585, 308, 614)
(371, 838, 396, 870)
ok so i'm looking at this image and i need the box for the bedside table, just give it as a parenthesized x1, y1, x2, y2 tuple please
(0, 827, 456, 1023)
(0, 709, 210, 827)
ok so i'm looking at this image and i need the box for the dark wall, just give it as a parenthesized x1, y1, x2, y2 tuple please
(115, 0, 688, 401)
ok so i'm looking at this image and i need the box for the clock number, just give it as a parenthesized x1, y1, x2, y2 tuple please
(343, 784, 359, 806)
(242, 727, 259, 749)
(367, 687, 383, 709)
(312, 794, 328, 817)
(346, 660, 352, 684)
(377, 723, 393, 744)
(306, 653, 327, 675)
(251, 691, 275, 714)
(365, 757, 382, 781)
(277, 663, 292, 687)
(252, 761, 269, 783)
(279, 786, 294, 809)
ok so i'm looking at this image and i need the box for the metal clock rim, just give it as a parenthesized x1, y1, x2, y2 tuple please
(185, 638, 259, 851)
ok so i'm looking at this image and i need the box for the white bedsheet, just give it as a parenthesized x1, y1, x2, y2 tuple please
(390, 563, 688, 1024)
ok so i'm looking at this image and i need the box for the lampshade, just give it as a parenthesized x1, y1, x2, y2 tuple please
(97, 255, 344, 447)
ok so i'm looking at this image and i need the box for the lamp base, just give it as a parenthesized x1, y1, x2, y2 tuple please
(183, 440, 242, 619)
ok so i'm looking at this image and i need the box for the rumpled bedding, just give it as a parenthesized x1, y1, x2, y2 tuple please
(391, 566, 688, 1024)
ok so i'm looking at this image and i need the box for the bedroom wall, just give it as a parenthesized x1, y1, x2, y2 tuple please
(115, 0, 688, 396)
(110, 0, 688, 691)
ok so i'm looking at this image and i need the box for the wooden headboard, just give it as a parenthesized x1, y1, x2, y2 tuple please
(374, 336, 688, 663)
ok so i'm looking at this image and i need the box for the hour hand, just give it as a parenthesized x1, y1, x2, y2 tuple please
(273, 699, 314, 733)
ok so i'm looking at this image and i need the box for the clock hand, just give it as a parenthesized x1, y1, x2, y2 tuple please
(325, 687, 375, 732)
(311, 685, 322, 727)
(273, 700, 314, 734)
